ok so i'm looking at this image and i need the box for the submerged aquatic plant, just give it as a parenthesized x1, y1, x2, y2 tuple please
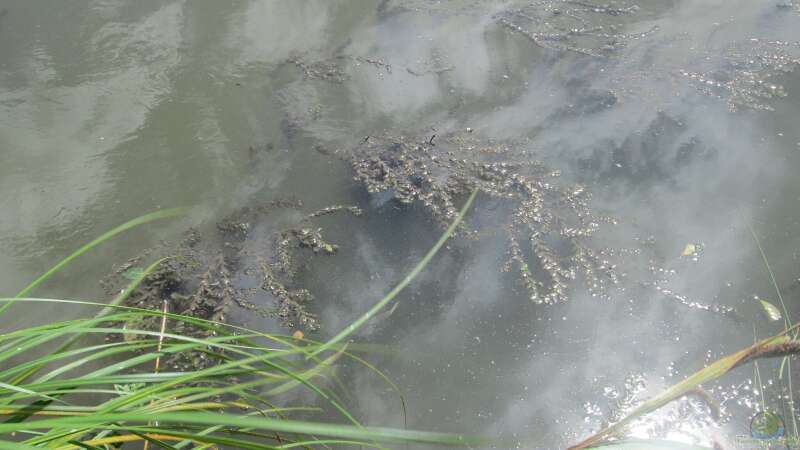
(349, 130, 618, 304)
(498, 0, 800, 112)
(0, 205, 481, 449)
(496, 0, 656, 57)
(102, 200, 364, 348)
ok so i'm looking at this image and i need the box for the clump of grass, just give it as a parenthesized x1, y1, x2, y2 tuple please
(0, 299, 477, 449)
(0, 198, 481, 449)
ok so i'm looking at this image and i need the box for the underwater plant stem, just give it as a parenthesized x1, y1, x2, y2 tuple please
(745, 219, 798, 435)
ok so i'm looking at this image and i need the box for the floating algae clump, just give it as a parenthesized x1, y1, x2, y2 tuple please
(348, 130, 618, 304)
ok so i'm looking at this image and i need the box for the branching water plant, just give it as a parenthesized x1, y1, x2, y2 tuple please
(349, 131, 618, 304)
(497, 1, 800, 112)
(496, 0, 658, 57)
(101, 201, 364, 351)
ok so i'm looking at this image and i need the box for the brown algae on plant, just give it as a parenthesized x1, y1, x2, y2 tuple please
(348, 130, 619, 304)
(102, 200, 361, 369)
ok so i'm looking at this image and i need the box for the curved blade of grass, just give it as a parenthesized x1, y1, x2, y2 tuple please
(0, 382, 62, 405)
(339, 351, 408, 432)
(128, 430, 179, 450)
(59, 431, 271, 450)
(0, 439, 41, 450)
(30, 342, 167, 384)
(1, 298, 324, 356)
(0, 400, 258, 417)
(145, 378, 314, 415)
(309, 189, 477, 359)
(591, 439, 712, 450)
(2, 412, 479, 446)
(0, 312, 352, 416)
(276, 440, 387, 449)
(0, 298, 411, 437)
(0, 300, 286, 361)
(10, 258, 171, 389)
(745, 220, 798, 436)
(0, 321, 84, 346)
(146, 376, 297, 414)
(0, 319, 113, 366)
(276, 440, 386, 449)
(79, 428, 282, 450)
(745, 221, 791, 331)
(2, 207, 189, 315)
(569, 324, 800, 449)
(26, 340, 363, 447)
(171, 409, 313, 450)
(0, 342, 154, 382)
(1, 298, 406, 385)
(264, 346, 345, 397)
(0, 302, 394, 418)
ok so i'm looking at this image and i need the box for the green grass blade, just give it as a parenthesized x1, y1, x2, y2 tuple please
(590, 439, 712, 449)
(569, 325, 800, 449)
(0, 439, 42, 450)
(276, 440, 386, 449)
(2, 412, 478, 446)
(10, 258, 170, 388)
(309, 189, 478, 359)
(745, 221, 791, 331)
(2, 207, 189, 315)
(0, 382, 63, 405)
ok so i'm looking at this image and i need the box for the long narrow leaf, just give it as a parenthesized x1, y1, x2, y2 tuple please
(309, 189, 478, 358)
(1, 412, 479, 446)
(2, 207, 188, 315)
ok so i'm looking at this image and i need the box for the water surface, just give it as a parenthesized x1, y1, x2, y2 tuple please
(2, 1, 800, 448)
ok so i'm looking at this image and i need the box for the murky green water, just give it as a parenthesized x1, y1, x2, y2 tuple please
(3, 1, 800, 448)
